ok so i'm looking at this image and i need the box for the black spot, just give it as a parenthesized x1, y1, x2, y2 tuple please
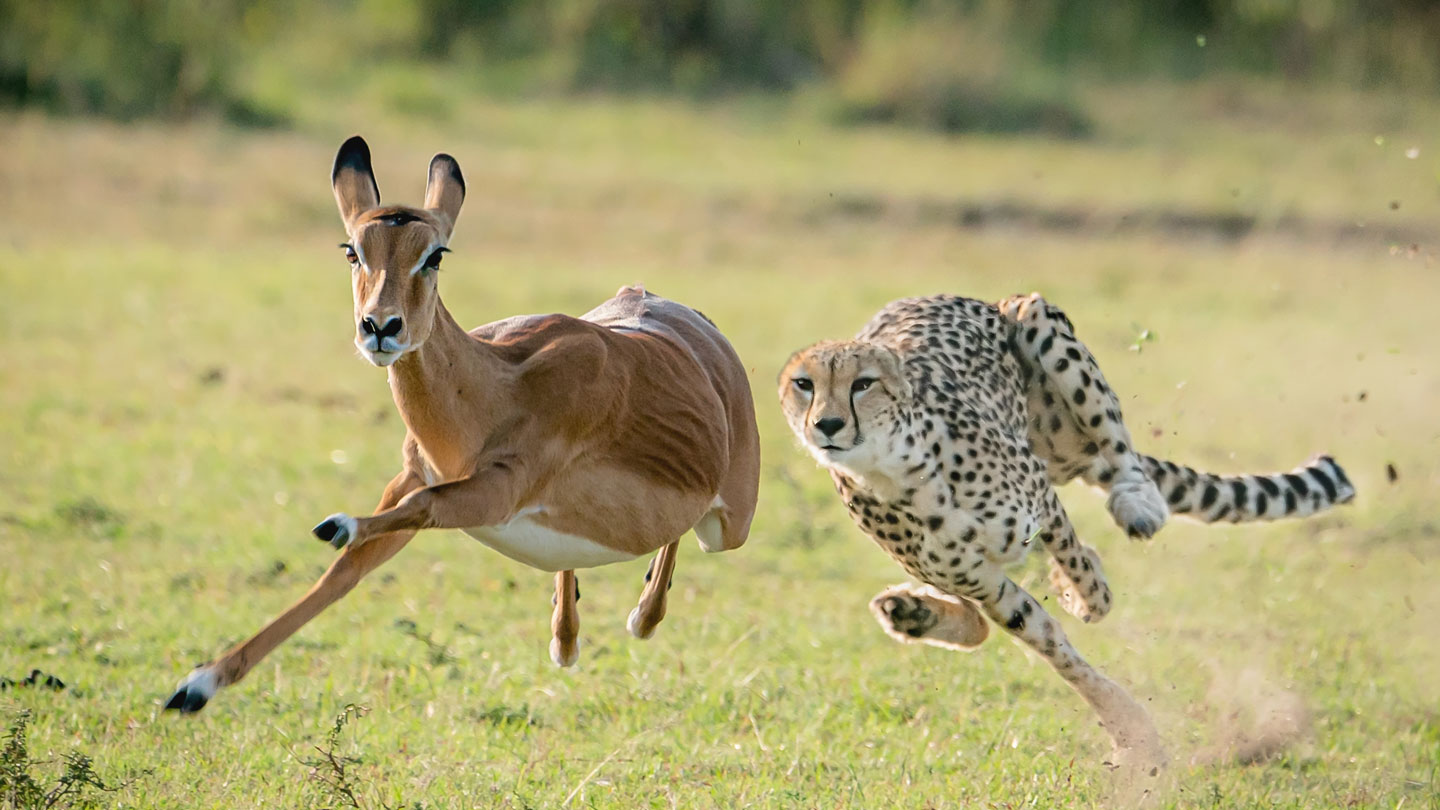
(377, 211, 422, 227)
(1283, 474, 1310, 497)
(1310, 469, 1338, 501)
(926, 516, 945, 531)
(1199, 484, 1219, 510)
(1072, 389, 1086, 405)
(1284, 490, 1297, 512)
(1088, 414, 1102, 428)
(1257, 477, 1280, 497)
(1230, 480, 1248, 507)
(1006, 611, 1025, 630)
(1039, 335, 1054, 355)
(1168, 485, 1186, 506)
(1254, 492, 1268, 515)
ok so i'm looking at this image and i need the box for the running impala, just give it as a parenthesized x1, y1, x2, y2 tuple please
(165, 136, 761, 713)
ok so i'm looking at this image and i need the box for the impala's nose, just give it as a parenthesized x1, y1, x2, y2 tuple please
(361, 315, 403, 340)
(814, 417, 846, 438)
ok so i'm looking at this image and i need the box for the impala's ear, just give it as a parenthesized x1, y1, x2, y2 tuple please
(332, 136, 380, 228)
(424, 153, 465, 238)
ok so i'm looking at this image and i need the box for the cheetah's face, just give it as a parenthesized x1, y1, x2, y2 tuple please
(778, 340, 913, 465)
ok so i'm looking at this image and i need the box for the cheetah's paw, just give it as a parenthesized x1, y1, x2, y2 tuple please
(1107, 475, 1168, 540)
(869, 583, 989, 651)
(1048, 549, 1113, 623)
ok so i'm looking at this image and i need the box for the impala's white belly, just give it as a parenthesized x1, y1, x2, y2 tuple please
(462, 507, 636, 572)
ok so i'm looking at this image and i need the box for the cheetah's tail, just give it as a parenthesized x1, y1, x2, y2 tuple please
(1139, 454, 1355, 523)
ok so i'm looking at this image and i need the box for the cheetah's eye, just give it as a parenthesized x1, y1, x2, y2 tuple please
(792, 378, 813, 393)
(851, 378, 876, 393)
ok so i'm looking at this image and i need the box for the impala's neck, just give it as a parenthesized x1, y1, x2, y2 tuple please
(387, 299, 506, 473)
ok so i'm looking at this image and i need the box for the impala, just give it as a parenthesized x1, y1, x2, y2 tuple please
(165, 136, 761, 713)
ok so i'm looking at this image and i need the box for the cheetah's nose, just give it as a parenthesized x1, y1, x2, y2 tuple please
(814, 417, 846, 438)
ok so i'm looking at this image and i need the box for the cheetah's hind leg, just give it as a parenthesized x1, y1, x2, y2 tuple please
(1000, 292, 1168, 539)
(870, 583, 989, 651)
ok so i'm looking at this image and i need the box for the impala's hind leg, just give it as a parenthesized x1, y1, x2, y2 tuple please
(870, 582, 989, 650)
(1001, 293, 1167, 538)
(550, 570, 580, 667)
(627, 542, 679, 639)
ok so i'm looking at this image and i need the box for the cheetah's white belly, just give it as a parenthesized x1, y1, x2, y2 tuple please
(462, 507, 637, 572)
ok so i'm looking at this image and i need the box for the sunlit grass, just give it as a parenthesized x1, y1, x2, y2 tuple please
(1, 86, 1438, 808)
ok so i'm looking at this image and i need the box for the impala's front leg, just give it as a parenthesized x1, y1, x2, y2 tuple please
(313, 461, 529, 550)
(165, 468, 422, 713)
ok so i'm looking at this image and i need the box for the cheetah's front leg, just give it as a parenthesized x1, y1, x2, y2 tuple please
(870, 582, 989, 650)
(1037, 489, 1114, 623)
(1000, 293, 1168, 539)
(944, 560, 1165, 769)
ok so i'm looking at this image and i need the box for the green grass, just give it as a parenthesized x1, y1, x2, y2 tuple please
(1, 83, 1439, 808)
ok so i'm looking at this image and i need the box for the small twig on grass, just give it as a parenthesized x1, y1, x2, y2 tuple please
(1, 710, 149, 809)
(302, 704, 382, 810)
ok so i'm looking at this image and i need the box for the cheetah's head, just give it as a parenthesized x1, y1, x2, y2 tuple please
(778, 340, 913, 469)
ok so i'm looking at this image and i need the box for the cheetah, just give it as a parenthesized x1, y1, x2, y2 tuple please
(778, 292, 1354, 765)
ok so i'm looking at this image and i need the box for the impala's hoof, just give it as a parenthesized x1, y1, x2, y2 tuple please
(626, 606, 658, 640)
(312, 513, 356, 549)
(549, 637, 579, 668)
(164, 667, 218, 714)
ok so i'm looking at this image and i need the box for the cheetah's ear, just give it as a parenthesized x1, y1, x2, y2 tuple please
(877, 348, 912, 401)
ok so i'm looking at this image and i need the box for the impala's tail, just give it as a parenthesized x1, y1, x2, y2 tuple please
(1141, 454, 1355, 523)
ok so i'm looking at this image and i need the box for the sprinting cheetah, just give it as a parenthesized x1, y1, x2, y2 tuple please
(777, 292, 1353, 765)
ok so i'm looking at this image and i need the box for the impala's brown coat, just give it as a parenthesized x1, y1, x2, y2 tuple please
(164, 137, 759, 713)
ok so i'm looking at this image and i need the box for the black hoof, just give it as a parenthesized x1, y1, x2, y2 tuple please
(312, 515, 351, 548)
(312, 519, 340, 543)
(164, 685, 209, 714)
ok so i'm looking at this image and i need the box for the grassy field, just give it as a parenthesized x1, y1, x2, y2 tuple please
(2, 81, 1439, 808)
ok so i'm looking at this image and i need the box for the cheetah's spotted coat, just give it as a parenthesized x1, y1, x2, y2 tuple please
(778, 292, 1354, 764)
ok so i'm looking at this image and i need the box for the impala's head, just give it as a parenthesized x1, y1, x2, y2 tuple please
(778, 340, 913, 468)
(331, 136, 466, 367)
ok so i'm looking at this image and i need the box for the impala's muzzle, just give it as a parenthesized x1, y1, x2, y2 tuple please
(357, 312, 408, 364)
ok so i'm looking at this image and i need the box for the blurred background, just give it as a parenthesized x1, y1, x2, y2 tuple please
(2, 2, 1438, 807)
(4, 0, 1440, 128)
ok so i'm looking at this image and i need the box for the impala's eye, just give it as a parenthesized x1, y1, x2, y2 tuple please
(851, 377, 876, 393)
(340, 243, 359, 266)
(422, 248, 448, 273)
(792, 378, 813, 393)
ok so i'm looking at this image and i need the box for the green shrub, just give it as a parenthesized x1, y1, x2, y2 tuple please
(830, 8, 1091, 137)
(0, 0, 285, 122)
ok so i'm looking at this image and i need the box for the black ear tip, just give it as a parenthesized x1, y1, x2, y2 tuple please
(333, 135, 373, 181)
(429, 152, 465, 194)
